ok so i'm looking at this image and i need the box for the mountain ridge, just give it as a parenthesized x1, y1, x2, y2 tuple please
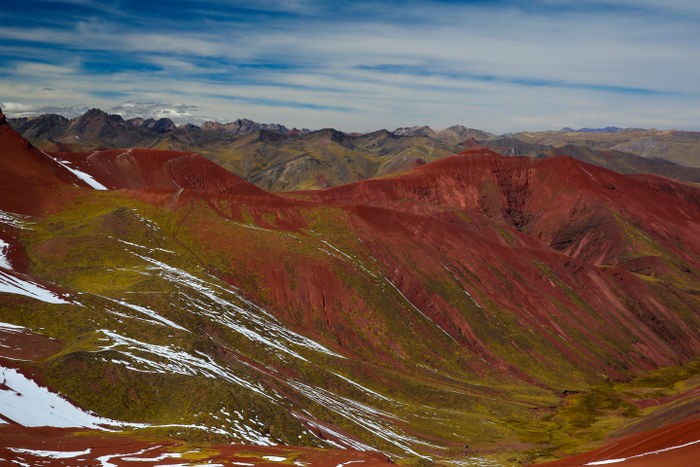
(8, 109, 700, 192)
(1, 106, 699, 465)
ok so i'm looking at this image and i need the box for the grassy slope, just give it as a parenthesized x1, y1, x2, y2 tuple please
(1, 171, 698, 465)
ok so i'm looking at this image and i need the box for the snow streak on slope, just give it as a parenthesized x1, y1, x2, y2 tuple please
(288, 380, 433, 458)
(129, 251, 344, 360)
(0, 218, 74, 304)
(331, 372, 392, 402)
(584, 439, 700, 465)
(0, 270, 71, 304)
(97, 329, 276, 400)
(385, 278, 459, 345)
(0, 209, 31, 230)
(0, 366, 140, 429)
(318, 239, 377, 278)
(298, 417, 375, 452)
(43, 152, 108, 190)
(0, 322, 27, 333)
(103, 296, 189, 332)
(8, 448, 92, 459)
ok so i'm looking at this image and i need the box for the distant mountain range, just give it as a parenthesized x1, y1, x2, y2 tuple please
(8, 109, 700, 191)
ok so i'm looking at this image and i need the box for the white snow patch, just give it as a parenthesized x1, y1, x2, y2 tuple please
(337, 461, 366, 467)
(163, 464, 225, 467)
(0, 322, 26, 333)
(584, 438, 700, 465)
(97, 446, 160, 467)
(262, 456, 287, 462)
(121, 452, 182, 462)
(0, 270, 70, 304)
(0, 210, 31, 230)
(45, 153, 108, 190)
(0, 365, 142, 429)
(0, 239, 12, 269)
(586, 461, 626, 466)
(7, 447, 91, 459)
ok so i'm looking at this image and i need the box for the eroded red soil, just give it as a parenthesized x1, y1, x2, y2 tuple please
(539, 417, 700, 467)
(0, 425, 393, 466)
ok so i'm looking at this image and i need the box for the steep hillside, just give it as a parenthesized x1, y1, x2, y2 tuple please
(1, 113, 698, 465)
(512, 128, 700, 168)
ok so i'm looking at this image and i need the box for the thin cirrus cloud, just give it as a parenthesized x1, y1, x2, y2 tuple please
(0, 0, 698, 132)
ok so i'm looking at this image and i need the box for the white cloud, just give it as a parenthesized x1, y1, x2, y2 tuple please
(109, 101, 202, 123)
(0, 1, 698, 132)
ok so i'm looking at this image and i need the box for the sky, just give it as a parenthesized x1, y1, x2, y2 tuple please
(0, 0, 699, 133)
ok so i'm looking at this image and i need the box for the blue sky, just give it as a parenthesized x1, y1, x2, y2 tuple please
(1, 0, 699, 132)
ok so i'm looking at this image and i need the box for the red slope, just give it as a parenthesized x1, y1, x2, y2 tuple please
(38, 146, 699, 379)
(539, 417, 700, 467)
(0, 425, 393, 466)
(57, 148, 274, 198)
(270, 149, 700, 377)
(0, 108, 85, 214)
(308, 149, 700, 267)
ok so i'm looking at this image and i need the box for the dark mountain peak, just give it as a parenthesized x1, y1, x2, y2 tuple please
(362, 129, 393, 139)
(79, 108, 126, 125)
(393, 125, 436, 137)
(307, 128, 354, 148)
(201, 121, 224, 131)
(436, 125, 493, 143)
(201, 118, 288, 135)
(150, 118, 176, 133)
(65, 108, 131, 142)
(128, 117, 146, 127)
(7, 113, 70, 141)
(178, 122, 201, 132)
(441, 124, 470, 135)
(126, 116, 175, 133)
(73, 108, 126, 126)
(83, 107, 108, 118)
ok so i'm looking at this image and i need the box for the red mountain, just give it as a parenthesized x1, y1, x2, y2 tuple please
(0, 111, 698, 465)
(0, 108, 88, 214)
(57, 148, 275, 197)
